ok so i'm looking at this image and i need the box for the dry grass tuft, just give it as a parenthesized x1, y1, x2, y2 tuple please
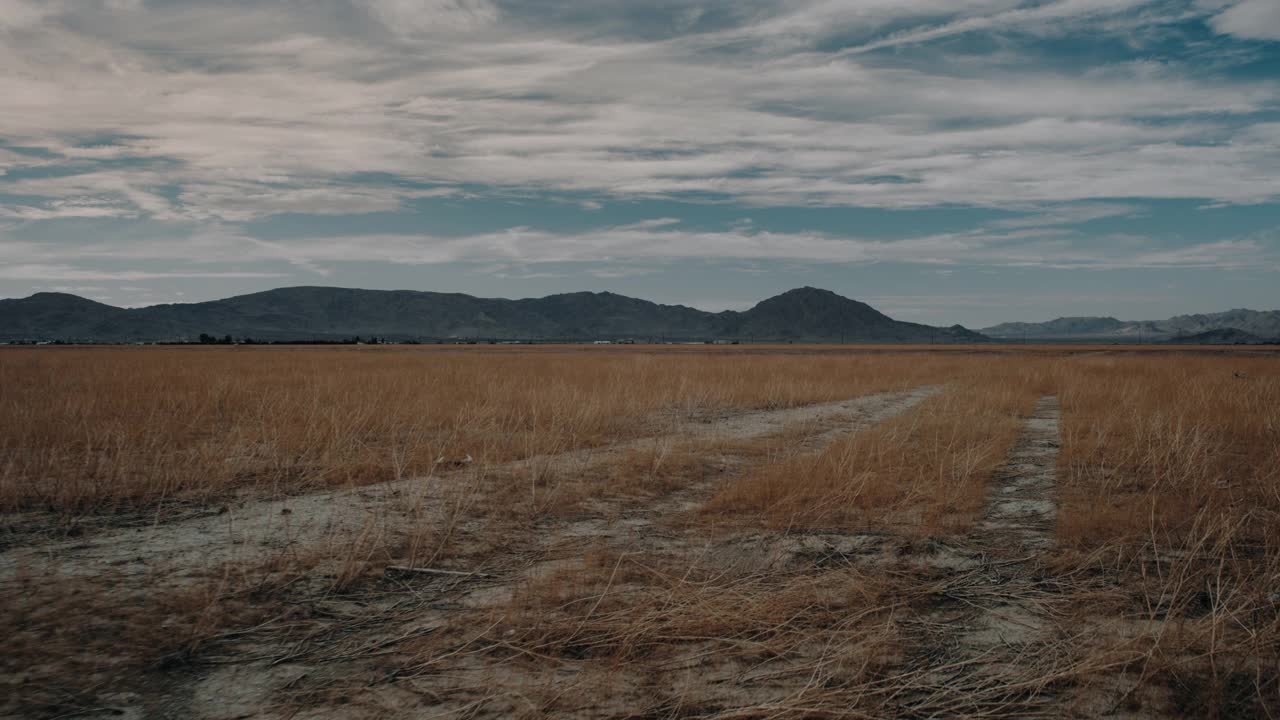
(4, 345, 1280, 718)
(707, 359, 1053, 535)
(0, 347, 948, 516)
(390, 547, 914, 717)
(1058, 355, 1280, 548)
(1048, 355, 1280, 718)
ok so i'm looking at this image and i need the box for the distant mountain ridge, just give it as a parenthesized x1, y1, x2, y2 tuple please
(0, 286, 988, 343)
(982, 308, 1280, 343)
(1165, 328, 1268, 345)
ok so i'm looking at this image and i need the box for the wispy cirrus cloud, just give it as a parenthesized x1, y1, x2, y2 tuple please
(5, 218, 1273, 274)
(1, 0, 1278, 221)
(0, 264, 286, 281)
(359, 0, 500, 35)
(1, 0, 1278, 322)
(1204, 0, 1280, 40)
(839, 0, 1158, 55)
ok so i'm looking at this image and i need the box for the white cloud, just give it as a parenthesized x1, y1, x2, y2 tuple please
(0, 264, 287, 281)
(0, 0, 59, 29)
(0, 147, 52, 174)
(175, 184, 458, 221)
(0, 203, 136, 221)
(0, 0, 1276, 223)
(6, 218, 1270, 272)
(988, 202, 1142, 229)
(1208, 0, 1280, 40)
(841, 0, 1157, 54)
(359, 0, 499, 36)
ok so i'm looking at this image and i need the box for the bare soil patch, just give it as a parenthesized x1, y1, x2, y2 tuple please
(0, 389, 935, 589)
(893, 395, 1063, 717)
(3, 388, 938, 718)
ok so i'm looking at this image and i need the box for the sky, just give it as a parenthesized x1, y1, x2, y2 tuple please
(1, 0, 1278, 327)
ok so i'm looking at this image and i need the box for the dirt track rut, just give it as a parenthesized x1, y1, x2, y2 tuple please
(159, 385, 942, 719)
(900, 395, 1063, 718)
(0, 388, 938, 588)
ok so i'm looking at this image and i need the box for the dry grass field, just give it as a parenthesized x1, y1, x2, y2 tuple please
(1, 344, 1277, 719)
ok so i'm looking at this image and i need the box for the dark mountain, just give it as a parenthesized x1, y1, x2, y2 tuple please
(1165, 328, 1270, 345)
(0, 293, 131, 338)
(1160, 309, 1280, 339)
(981, 316, 1129, 338)
(523, 291, 720, 338)
(726, 288, 983, 342)
(982, 308, 1280, 343)
(133, 287, 556, 340)
(0, 286, 986, 343)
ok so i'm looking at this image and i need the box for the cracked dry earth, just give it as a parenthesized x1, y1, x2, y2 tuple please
(5, 387, 944, 718)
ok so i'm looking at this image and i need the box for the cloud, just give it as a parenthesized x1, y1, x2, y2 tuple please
(174, 184, 458, 222)
(1, 170, 458, 221)
(0, 264, 288, 281)
(1207, 0, 1280, 40)
(987, 202, 1143, 229)
(841, 0, 1157, 54)
(7, 217, 1271, 273)
(0, 0, 1276, 222)
(0, 198, 137, 220)
(0, 0, 60, 29)
(1126, 238, 1269, 269)
(359, 0, 499, 36)
(0, 147, 53, 174)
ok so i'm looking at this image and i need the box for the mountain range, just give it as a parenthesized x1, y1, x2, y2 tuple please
(0, 286, 987, 343)
(981, 308, 1280, 343)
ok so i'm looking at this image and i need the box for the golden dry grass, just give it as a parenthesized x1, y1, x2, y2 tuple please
(1057, 354, 1280, 548)
(0, 346, 955, 515)
(2, 345, 1279, 719)
(706, 357, 1057, 535)
(1049, 355, 1280, 718)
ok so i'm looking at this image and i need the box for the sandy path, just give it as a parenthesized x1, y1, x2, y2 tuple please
(148, 386, 941, 720)
(975, 395, 1059, 551)
(2, 387, 945, 720)
(899, 395, 1063, 718)
(0, 388, 937, 588)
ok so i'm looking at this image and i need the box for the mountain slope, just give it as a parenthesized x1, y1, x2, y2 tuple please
(0, 286, 986, 343)
(729, 288, 983, 342)
(1165, 328, 1267, 345)
(981, 316, 1129, 338)
(981, 309, 1280, 342)
(0, 293, 132, 339)
(1159, 309, 1280, 339)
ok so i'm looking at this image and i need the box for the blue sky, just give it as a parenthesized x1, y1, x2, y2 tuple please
(1, 0, 1278, 327)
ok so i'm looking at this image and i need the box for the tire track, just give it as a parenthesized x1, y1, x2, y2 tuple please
(899, 395, 1063, 718)
(0, 388, 938, 588)
(165, 387, 941, 719)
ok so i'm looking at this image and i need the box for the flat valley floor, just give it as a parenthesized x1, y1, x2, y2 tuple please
(2, 345, 1278, 718)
